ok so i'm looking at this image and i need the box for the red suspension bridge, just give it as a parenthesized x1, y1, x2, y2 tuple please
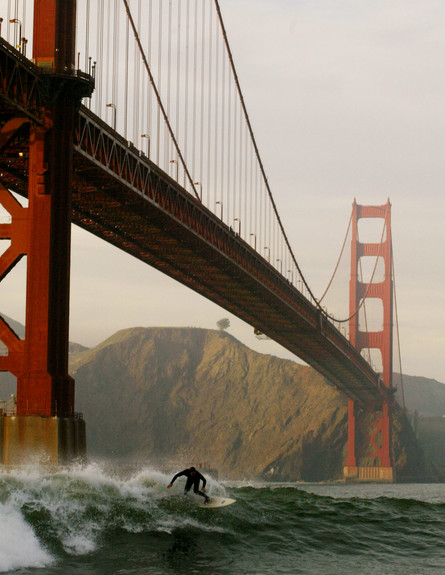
(0, 0, 402, 480)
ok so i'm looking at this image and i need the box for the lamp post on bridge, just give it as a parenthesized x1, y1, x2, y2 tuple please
(233, 217, 241, 237)
(141, 134, 150, 158)
(250, 233, 256, 251)
(170, 159, 178, 181)
(106, 103, 116, 130)
(276, 258, 282, 274)
(9, 18, 21, 50)
(194, 182, 202, 202)
(216, 200, 223, 222)
(264, 246, 270, 262)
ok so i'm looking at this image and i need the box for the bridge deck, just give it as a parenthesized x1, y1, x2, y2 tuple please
(0, 42, 389, 407)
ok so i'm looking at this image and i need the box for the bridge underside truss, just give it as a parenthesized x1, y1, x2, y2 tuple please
(0, 38, 389, 409)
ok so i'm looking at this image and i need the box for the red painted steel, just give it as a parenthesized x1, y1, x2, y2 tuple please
(348, 200, 393, 469)
(0, 22, 391, 416)
(346, 398, 356, 467)
(0, 2, 401, 469)
(0, 0, 84, 416)
(32, 1, 56, 67)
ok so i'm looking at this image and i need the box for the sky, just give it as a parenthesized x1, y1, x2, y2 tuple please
(2, 0, 445, 383)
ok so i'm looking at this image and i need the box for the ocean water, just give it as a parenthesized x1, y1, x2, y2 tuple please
(0, 463, 444, 574)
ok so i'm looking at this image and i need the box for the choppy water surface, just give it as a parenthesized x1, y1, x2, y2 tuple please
(0, 463, 444, 574)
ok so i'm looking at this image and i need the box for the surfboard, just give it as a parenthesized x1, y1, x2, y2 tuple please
(197, 496, 236, 509)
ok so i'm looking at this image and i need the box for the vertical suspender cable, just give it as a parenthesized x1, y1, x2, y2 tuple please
(206, 5, 213, 208)
(318, 213, 352, 303)
(246, 126, 251, 241)
(176, 0, 182, 183)
(132, 1, 140, 143)
(392, 250, 405, 409)
(357, 227, 371, 364)
(184, 0, 190, 188)
(85, 0, 90, 71)
(6, 2, 10, 45)
(239, 91, 243, 226)
(124, 16, 129, 138)
(191, 0, 198, 189)
(257, 165, 261, 252)
(122, 0, 198, 198)
(199, 2, 205, 198)
(167, 0, 173, 169)
(106, 0, 112, 115)
(97, 0, 104, 114)
(237, 90, 241, 224)
(220, 46, 225, 214)
(156, 0, 162, 165)
(214, 0, 321, 304)
(213, 16, 219, 208)
(22, 0, 26, 45)
(148, 0, 153, 156)
(226, 68, 231, 223)
(112, 0, 119, 122)
(233, 82, 237, 225)
(244, 122, 248, 237)
(135, 0, 142, 143)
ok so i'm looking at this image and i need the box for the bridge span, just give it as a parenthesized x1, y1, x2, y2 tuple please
(0, 72, 387, 406)
(0, 2, 396, 479)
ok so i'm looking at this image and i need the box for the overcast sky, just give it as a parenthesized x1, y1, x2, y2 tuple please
(2, 1, 445, 384)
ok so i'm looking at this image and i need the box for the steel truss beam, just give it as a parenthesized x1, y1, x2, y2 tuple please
(72, 107, 388, 406)
(0, 39, 45, 124)
(0, 41, 391, 409)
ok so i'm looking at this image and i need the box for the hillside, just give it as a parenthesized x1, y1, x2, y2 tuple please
(393, 373, 445, 472)
(394, 373, 445, 416)
(70, 326, 431, 481)
(0, 318, 440, 481)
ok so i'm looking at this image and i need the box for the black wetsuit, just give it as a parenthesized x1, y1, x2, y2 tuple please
(170, 468, 208, 500)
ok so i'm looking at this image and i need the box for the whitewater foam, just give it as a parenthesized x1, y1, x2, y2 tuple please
(0, 502, 53, 572)
(0, 461, 234, 572)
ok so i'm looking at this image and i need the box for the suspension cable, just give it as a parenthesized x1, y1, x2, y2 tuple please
(213, 0, 340, 315)
(323, 202, 390, 324)
(357, 225, 371, 363)
(121, 0, 199, 199)
(318, 212, 352, 304)
(392, 246, 406, 409)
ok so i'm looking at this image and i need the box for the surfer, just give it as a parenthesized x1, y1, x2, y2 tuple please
(167, 466, 210, 503)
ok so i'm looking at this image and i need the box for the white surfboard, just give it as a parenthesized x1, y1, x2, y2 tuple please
(197, 496, 236, 509)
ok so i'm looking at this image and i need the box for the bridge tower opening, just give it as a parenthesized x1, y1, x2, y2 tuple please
(0, 0, 93, 465)
(344, 200, 394, 482)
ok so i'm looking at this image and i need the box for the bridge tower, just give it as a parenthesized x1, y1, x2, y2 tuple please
(344, 200, 394, 482)
(0, 0, 92, 464)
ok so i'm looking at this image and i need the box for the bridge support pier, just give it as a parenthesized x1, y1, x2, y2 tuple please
(344, 466, 393, 482)
(344, 200, 394, 482)
(0, 0, 93, 465)
(0, 416, 86, 466)
(343, 399, 394, 482)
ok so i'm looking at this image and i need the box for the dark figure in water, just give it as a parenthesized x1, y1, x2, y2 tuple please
(167, 466, 210, 503)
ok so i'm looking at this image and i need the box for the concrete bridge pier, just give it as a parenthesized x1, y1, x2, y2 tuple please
(343, 466, 393, 482)
(344, 399, 394, 482)
(0, 415, 86, 466)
